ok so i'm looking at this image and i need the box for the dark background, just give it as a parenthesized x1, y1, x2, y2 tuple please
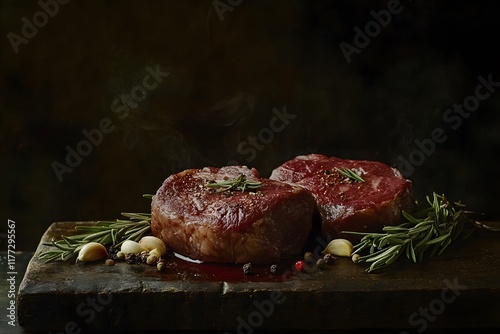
(1, 0, 500, 251)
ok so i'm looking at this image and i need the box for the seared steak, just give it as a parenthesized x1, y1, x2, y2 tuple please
(270, 154, 414, 241)
(151, 166, 315, 264)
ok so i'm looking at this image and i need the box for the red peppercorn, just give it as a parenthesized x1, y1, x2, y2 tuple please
(295, 260, 305, 272)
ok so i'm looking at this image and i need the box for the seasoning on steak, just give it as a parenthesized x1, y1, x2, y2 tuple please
(270, 154, 414, 241)
(151, 166, 316, 264)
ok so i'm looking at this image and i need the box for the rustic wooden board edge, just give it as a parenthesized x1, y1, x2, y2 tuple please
(16, 222, 500, 332)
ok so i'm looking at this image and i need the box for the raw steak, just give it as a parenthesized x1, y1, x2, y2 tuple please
(270, 154, 414, 241)
(151, 166, 316, 264)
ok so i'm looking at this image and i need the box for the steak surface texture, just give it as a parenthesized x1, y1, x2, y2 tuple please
(151, 166, 315, 264)
(270, 154, 414, 241)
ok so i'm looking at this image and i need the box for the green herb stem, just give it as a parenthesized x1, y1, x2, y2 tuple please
(38, 201, 153, 263)
(334, 167, 365, 183)
(206, 174, 262, 192)
(344, 192, 476, 273)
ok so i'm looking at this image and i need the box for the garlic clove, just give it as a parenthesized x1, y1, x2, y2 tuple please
(146, 253, 159, 265)
(149, 248, 162, 258)
(322, 238, 354, 257)
(77, 242, 108, 262)
(139, 236, 167, 256)
(120, 240, 148, 254)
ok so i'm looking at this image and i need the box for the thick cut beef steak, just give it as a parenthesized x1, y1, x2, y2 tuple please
(270, 154, 414, 241)
(151, 166, 315, 264)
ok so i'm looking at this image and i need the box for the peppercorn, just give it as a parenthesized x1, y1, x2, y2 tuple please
(304, 252, 314, 261)
(243, 263, 253, 275)
(323, 253, 337, 265)
(108, 247, 119, 260)
(125, 253, 138, 264)
(157, 260, 166, 272)
(270, 264, 278, 274)
(316, 258, 326, 270)
(139, 251, 150, 263)
(295, 260, 305, 272)
(304, 252, 316, 268)
(104, 258, 115, 266)
(108, 246, 119, 256)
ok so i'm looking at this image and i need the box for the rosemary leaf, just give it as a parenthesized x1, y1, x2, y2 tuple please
(415, 227, 434, 249)
(38, 195, 153, 263)
(438, 238, 453, 256)
(206, 174, 262, 192)
(427, 233, 450, 245)
(344, 192, 476, 273)
(365, 244, 401, 263)
(334, 167, 365, 183)
(402, 210, 421, 224)
(385, 250, 401, 266)
(111, 228, 117, 245)
(409, 239, 417, 263)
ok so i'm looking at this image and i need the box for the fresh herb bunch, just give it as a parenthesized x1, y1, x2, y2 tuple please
(38, 196, 153, 263)
(334, 167, 365, 183)
(206, 174, 262, 192)
(345, 192, 476, 273)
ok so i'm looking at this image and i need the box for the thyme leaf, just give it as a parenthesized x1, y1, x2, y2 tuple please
(334, 167, 365, 183)
(206, 174, 262, 192)
(344, 192, 476, 273)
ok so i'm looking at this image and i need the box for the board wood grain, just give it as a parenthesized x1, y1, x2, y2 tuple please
(17, 221, 500, 332)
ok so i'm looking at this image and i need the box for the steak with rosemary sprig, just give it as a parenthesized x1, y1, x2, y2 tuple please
(270, 154, 414, 241)
(151, 166, 316, 264)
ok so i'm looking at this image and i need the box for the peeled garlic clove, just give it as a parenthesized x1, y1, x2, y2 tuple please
(139, 236, 167, 256)
(121, 240, 148, 254)
(149, 248, 162, 258)
(321, 238, 353, 257)
(146, 253, 159, 265)
(77, 242, 108, 262)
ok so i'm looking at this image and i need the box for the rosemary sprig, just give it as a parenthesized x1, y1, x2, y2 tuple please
(38, 206, 152, 263)
(344, 192, 476, 273)
(206, 174, 262, 192)
(334, 167, 365, 183)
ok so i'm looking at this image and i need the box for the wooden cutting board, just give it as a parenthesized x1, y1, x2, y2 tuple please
(18, 221, 500, 332)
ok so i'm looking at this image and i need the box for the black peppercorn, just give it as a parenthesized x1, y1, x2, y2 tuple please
(108, 246, 119, 256)
(125, 253, 138, 264)
(139, 251, 149, 263)
(323, 253, 337, 265)
(243, 263, 253, 275)
(316, 258, 326, 270)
